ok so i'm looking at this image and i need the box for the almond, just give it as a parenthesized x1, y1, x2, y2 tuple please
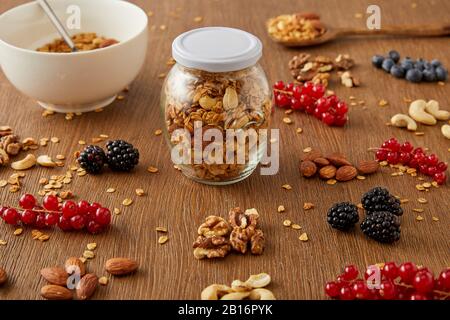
(40, 267, 68, 286)
(40, 284, 72, 300)
(300, 149, 322, 162)
(336, 165, 358, 182)
(357, 160, 379, 175)
(76, 273, 98, 300)
(313, 157, 330, 167)
(299, 160, 317, 178)
(326, 153, 352, 167)
(319, 165, 337, 179)
(105, 257, 138, 276)
(65, 257, 86, 276)
(0, 267, 7, 286)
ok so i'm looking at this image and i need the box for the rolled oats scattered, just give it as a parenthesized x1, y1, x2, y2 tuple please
(78, 140, 86, 145)
(194, 16, 203, 22)
(135, 188, 145, 196)
(277, 205, 285, 213)
(412, 208, 424, 213)
(114, 208, 121, 215)
(326, 179, 337, 185)
(158, 73, 166, 79)
(147, 166, 159, 173)
(296, 127, 303, 134)
(285, 109, 293, 115)
(122, 198, 133, 206)
(283, 220, 292, 227)
(299, 233, 309, 242)
(156, 227, 168, 233)
(50, 137, 60, 143)
(303, 202, 314, 210)
(415, 215, 424, 221)
(291, 224, 301, 230)
(378, 99, 388, 107)
(158, 236, 169, 244)
(414, 132, 425, 136)
(83, 250, 95, 259)
(0, 240, 7, 246)
(86, 243, 97, 250)
(154, 129, 162, 136)
(98, 277, 109, 286)
(417, 198, 427, 204)
(356, 175, 366, 180)
(303, 147, 312, 153)
(117, 95, 125, 101)
(0, 180, 7, 187)
(106, 188, 116, 193)
(282, 117, 293, 124)
(282, 184, 292, 190)
(432, 217, 439, 222)
(13, 228, 23, 236)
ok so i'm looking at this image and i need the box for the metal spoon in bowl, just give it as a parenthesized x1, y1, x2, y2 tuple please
(37, 0, 77, 52)
(269, 23, 450, 47)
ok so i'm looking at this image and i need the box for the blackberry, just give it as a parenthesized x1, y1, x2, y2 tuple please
(327, 202, 359, 231)
(361, 187, 403, 216)
(77, 145, 106, 174)
(360, 211, 401, 243)
(105, 140, 139, 171)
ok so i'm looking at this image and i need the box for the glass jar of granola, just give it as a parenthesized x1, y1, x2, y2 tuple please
(161, 27, 271, 185)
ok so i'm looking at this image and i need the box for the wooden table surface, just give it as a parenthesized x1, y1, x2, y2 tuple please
(1, 0, 449, 300)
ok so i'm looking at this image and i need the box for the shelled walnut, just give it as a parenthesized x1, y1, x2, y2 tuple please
(229, 208, 265, 255)
(1, 135, 22, 156)
(193, 236, 231, 259)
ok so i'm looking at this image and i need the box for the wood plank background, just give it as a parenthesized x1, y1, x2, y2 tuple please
(0, 0, 449, 300)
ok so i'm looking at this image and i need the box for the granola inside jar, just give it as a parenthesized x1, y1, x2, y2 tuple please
(162, 27, 271, 185)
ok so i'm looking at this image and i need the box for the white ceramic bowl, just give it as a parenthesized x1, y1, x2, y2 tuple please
(0, 0, 148, 113)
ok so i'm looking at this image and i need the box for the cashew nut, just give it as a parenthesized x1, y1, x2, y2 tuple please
(201, 284, 232, 300)
(245, 273, 271, 288)
(249, 288, 277, 300)
(37, 155, 56, 167)
(220, 292, 250, 300)
(390, 114, 417, 131)
(11, 154, 36, 170)
(425, 100, 450, 121)
(231, 279, 252, 292)
(442, 124, 450, 139)
(409, 99, 437, 125)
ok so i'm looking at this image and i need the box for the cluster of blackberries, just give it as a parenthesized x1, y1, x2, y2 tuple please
(78, 140, 139, 174)
(372, 50, 447, 83)
(327, 187, 401, 243)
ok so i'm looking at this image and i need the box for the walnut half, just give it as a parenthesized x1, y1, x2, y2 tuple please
(193, 236, 231, 260)
(197, 216, 230, 237)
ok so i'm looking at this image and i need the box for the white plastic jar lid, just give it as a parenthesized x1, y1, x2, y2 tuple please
(172, 27, 262, 72)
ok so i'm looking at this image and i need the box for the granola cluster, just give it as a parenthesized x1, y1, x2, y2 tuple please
(37, 33, 119, 53)
(193, 208, 265, 260)
(163, 64, 271, 182)
(267, 13, 326, 42)
(289, 53, 356, 87)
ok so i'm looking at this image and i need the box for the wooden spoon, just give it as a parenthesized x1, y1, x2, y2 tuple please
(271, 23, 450, 47)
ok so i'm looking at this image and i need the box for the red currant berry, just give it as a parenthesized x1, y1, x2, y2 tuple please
(3, 208, 20, 225)
(387, 139, 400, 152)
(398, 152, 411, 164)
(333, 114, 348, 127)
(285, 82, 294, 91)
(94, 207, 111, 226)
(321, 112, 335, 126)
(70, 215, 86, 230)
(352, 280, 370, 300)
(77, 200, 90, 216)
(399, 262, 418, 284)
(427, 166, 439, 176)
(86, 220, 104, 235)
(305, 104, 315, 114)
(273, 80, 285, 90)
(35, 213, 47, 229)
(290, 97, 302, 110)
(19, 194, 36, 210)
(20, 210, 37, 225)
(386, 152, 399, 164)
(327, 95, 339, 107)
(300, 94, 314, 109)
(339, 286, 355, 300)
(335, 101, 348, 115)
(315, 97, 330, 113)
(45, 213, 59, 226)
(413, 147, 424, 154)
(382, 262, 399, 280)
(426, 154, 439, 166)
(419, 164, 429, 175)
(410, 293, 428, 300)
(343, 265, 359, 281)
(376, 150, 388, 161)
(275, 94, 290, 108)
(58, 216, 73, 231)
(302, 82, 314, 95)
(311, 84, 325, 99)
(436, 162, 448, 172)
(43, 195, 59, 211)
(325, 281, 340, 298)
(379, 280, 397, 299)
(413, 270, 435, 293)
(292, 85, 302, 99)
(408, 159, 419, 169)
(438, 268, 450, 290)
(62, 200, 78, 219)
(400, 141, 414, 153)
(434, 172, 447, 185)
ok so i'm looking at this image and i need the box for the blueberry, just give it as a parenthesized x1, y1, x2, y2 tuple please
(424, 62, 433, 70)
(423, 69, 437, 82)
(414, 60, 425, 71)
(401, 59, 414, 71)
(388, 50, 400, 63)
(372, 55, 385, 68)
(382, 58, 395, 72)
(431, 59, 441, 68)
(390, 65, 405, 78)
(435, 67, 448, 81)
(405, 68, 423, 83)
